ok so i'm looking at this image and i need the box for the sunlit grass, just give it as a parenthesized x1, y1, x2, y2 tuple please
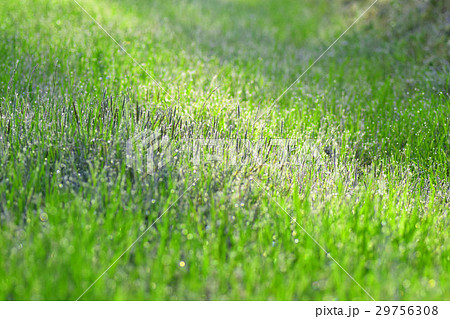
(0, 0, 448, 300)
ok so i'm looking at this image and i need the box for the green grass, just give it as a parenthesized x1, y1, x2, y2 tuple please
(0, 0, 449, 300)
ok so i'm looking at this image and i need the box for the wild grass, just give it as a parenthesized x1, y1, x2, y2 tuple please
(0, 0, 449, 300)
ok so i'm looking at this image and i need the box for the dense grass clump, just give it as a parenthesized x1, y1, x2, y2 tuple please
(0, 0, 449, 300)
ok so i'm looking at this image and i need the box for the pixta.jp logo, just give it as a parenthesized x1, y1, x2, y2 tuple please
(126, 129, 321, 174)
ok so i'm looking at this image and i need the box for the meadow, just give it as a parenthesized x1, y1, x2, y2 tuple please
(0, 0, 449, 300)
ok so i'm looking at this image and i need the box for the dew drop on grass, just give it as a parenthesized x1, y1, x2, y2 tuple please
(403, 280, 411, 288)
(39, 213, 48, 222)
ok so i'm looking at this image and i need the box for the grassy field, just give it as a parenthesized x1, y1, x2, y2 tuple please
(0, 0, 449, 300)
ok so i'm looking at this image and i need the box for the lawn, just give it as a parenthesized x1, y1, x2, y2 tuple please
(0, 0, 449, 300)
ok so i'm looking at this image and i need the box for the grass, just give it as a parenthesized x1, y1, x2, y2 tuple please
(0, 0, 449, 300)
